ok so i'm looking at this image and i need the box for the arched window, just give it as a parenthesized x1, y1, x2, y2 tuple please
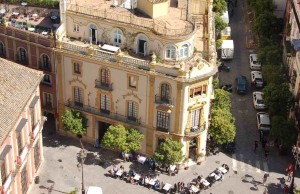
(0, 43, 4, 56)
(18, 48, 27, 63)
(113, 29, 122, 44)
(101, 68, 110, 86)
(166, 45, 176, 60)
(161, 83, 171, 103)
(179, 44, 189, 58)
(41, 54, 50, 70)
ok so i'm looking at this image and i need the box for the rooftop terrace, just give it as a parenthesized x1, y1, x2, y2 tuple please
(67, 0, 197, 37)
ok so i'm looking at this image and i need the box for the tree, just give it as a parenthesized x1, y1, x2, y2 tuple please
(153, 138, 183, 166)
(213, 89, 231, 110)
(254, 11, 278, 39)
(213, 0, 227, 14)
(258, 43, 282, 66)
(261, 65, 285, 85)
(62, 110, 88, 137)
(125, 128, 144, 153)
(101, 125, 127, 152)
(263, 83, 293, 117)
(270, 116, 298, 148)
(209, 108, 236, 144)
(215, 13, 227, 36)
(101, 125, 144, 153)
(252, 0, 273, 16)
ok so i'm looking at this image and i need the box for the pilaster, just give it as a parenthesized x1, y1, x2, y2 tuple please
(146, 75, 155, 155)
(174, 82, 183, 134)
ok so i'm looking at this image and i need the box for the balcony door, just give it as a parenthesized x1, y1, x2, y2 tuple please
(161, 83, 170, 103)
(89, 24, 97, 44)
(137, 36, 147, 56)
(100, 94, 110, 114)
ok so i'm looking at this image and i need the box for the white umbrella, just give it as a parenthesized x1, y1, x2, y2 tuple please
(21, 2, 27, 6)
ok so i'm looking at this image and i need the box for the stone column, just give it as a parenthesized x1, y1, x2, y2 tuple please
(146, 75, 155, 155)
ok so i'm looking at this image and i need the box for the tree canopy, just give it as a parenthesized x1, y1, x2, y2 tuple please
(209, 108, 236, 144)
(254, 11, 278, 39)
(261, 65, 285, 85)
(258, 43, 282, 66)
(212, 0, 227, 14)
(213, 89, 231, 110)
(101, 125, 144, 153)
(215, 13, 227, 36)
(263, 83, 293, 117)
(62, 110, 88, 136)
(153, 138, 183, 166)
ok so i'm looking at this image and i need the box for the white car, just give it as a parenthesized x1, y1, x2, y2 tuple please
(249, 54, 261, 70)
(253, 92, 265, 110)
(251, 71, 264, 88)
(257, 112, 271, 131)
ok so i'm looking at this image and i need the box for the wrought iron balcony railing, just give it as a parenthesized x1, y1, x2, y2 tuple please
(95, 79, 113, 91)
(154, 95, 174, 107)
(185, 124, 206, 136)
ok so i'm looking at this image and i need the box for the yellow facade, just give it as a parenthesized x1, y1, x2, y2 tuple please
(56, 0, 217, 163)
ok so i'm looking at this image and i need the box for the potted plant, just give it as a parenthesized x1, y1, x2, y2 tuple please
(184, 158, 189, 170)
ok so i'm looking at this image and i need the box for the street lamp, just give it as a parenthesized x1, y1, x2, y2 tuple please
(79, 138, 87, 194)
(289, 145, 300, 194)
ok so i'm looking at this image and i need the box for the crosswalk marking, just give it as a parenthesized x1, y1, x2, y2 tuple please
(255, 161, 261, 173)
(232, 154, 237, 171)
(263, 161, 269, 173)
(231, 154, 269, 174)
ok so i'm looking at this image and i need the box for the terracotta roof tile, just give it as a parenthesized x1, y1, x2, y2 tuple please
(0, 58, 43, 144)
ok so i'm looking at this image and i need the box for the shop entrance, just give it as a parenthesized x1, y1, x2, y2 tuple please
(189, 138, 197, 160)
(98, 121, 111, 141)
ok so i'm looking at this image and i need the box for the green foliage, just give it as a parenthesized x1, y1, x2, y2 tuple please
(213, 0, 227, 14)
(214, 13, 227, 36)
(68, 188, 78, 194)
(216, 39, 223, 49)
(213, 77, 219, 89)
(209, 108, 236, 144)
(258, 44, 282, 66)
(252, 0, 273, 16)
(124, 128, 144, 153)
(270, 116, 298, 148)
(101, 125, 144, 153)
(62, 110, 88, 136)
(261, 65, 285, 85)
(263, 83, 293, 117)
(153, 138, 183, 166)
(101, 125, 127, 152)
(213, 89, 231, 111)
(254, 11, 278, 39)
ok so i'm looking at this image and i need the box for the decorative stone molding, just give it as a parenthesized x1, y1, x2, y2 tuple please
(69, 77, 87, 89)
(122, 90, 142, 103)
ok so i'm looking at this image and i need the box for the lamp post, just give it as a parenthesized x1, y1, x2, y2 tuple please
(79, 138, 87, 194)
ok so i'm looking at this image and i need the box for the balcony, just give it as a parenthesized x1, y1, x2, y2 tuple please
(42, 103, 53, 111)
(31, 117, 46, 141)
(16, 146, 28, 167)
(66, 101, 141, 125)
(41, 80, 52, 86)
(155, 95, 174, 107)
(156, 127, 169, 133)
(95, 79, 113, 91)
(185, 125, 206, 136)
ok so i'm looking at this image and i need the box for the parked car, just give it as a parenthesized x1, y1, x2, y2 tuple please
(218, 62, 231, 72)
(251, 71, 264, 88)
(249, 54, 261, 70)
(236, 75, 247, 94)
(256, 112, 271, 132)
(253, 92, 266, 110)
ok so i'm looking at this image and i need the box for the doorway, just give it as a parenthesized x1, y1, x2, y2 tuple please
(89, 24, 97, 44)
(98, 121, 111, 141)
(189, 138, 197, 160)
(138, 39, 147, 55)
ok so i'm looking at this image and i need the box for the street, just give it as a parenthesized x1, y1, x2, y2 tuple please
(28, 2, 300, 194)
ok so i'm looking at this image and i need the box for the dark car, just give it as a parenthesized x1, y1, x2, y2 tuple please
(236, 75, 247, 94)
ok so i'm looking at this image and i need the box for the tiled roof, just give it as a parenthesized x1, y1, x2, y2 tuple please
(0, 58, 43, 145)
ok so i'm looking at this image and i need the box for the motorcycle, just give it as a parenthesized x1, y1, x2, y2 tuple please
(218, 62, 231, 72)
(219, 84, 233, 92)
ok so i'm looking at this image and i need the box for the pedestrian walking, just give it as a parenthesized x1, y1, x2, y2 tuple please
(280, 177, 285, 189)
(286, 163, 293, 174)
(263, 173, 268, 186)
(287, 171, 293, 182)
(254, 141, 258, 152)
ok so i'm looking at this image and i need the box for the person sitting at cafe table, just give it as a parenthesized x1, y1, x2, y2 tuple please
(112, 165, 118, 177)
(144, 176, 150, 189)
(222, 163, 229, 171)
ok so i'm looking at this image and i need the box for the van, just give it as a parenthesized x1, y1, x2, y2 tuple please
(257, 112, 271, 131)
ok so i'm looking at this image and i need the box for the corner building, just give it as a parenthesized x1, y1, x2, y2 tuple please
(56, 0, 217, 160)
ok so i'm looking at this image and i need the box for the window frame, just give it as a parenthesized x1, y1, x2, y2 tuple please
(191, 109, 201, 129)
(100, 94, 110, 113)
(41, 54, 50, 69)
(189, 85, 207, 98)
(100, 68, 110, 86)
(127, 101, 137, 121)
(0, 42, 5, 56)
(74, 87, 83, 105)
(73, 62, 81, 74)
(179, 44, 189, 58)
(113, 29, 122, 44)
(42, 74, 52, 85)
(156, 111, 170, 132)
(73, 23, 79, 32)
(128, 75, 138, 90)
(1, 159, 7, 185)
(165, 45, 176, 60)
(18, 48, 27, 62)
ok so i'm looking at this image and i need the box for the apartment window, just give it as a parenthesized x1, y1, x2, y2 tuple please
(166, 45, 176, 60)
(73, 24, 79, 32)
(128, 101, 137, 121)
(34, 142, 41, 170)
(42, 74, 51, 85)
(41, 54, 50, 69)
(190, 85, 207, 98)
(191, 109, 200, 129)
(113, 29, 122, 44)
(0, 42, 4, 56)
(157, 111, 170, 132)
(20, 166, 28, 194)
(100, 94, 110, 114)
(179, 44, 189, 58)
(43, 93, 52, 108)
(18, 48, 27, 62)
(17, 133, 23, 156)
(1, 160, 7, 185)
(74, 87, 83, 106)
(73, 62, 81, 74)
(101, 68, 110, 85)
(161, 83, 170, 102)
(128, 75, 137, 89)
